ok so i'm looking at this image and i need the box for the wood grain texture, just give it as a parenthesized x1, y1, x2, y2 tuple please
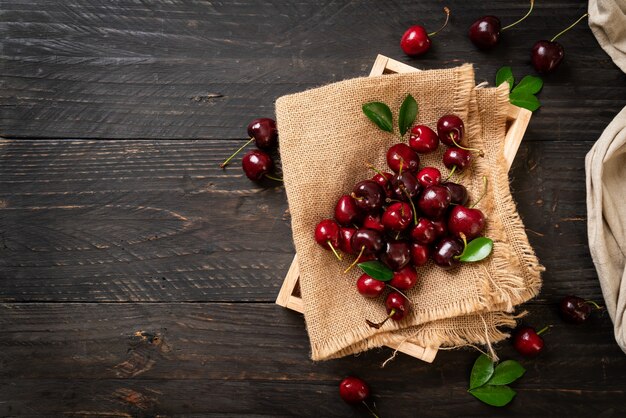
(0, 139, 599, 302)
(1, 302, 625, 417)
(2, 0, 624, 139)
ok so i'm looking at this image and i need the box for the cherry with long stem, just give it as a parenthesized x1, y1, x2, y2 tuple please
(366, 309, 396, 329)
(470, 176, 488, 209)
(550, 13, 589, 43)
(327, 241, 343, 261)
(344, 246, 366, 273)
(220, 137, 254, 168)
(501, 0, 534, 31)
(428, 7, 451, 37)
(450, 134, 484, 157)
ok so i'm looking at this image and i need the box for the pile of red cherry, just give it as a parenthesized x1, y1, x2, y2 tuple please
(314, 113, 491, 329)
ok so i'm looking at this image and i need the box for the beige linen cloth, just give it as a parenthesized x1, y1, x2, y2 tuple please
(589, 0, 626, 73)
(277, 65, 543, 361)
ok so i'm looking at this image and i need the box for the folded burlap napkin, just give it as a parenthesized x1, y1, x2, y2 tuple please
(277, 64, 543, 361)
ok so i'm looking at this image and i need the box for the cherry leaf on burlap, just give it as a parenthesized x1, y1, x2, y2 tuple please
(357, 260, 393, 282)
(398, 94, 418, 136)
(362, 102, 393, 132)
(459, 237, 494, 262)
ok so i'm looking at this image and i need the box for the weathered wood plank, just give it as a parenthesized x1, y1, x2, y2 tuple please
(2, 0, 624, 139)
(0, 139, 600, 302)
(0, 302, 624, 417)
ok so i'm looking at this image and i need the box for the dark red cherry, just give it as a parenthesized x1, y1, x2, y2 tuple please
(432, 237, 463, 269)
(417, 185, 451, 219)
(410, 217, 437, 245)
(387, 143, 420, 174)
(409, 125, 439, 154)
(531, 40, 564, 74)
(385, 291, 410, 320)
(380, 240, 411, 271)
(338, 227, 356, 254)
(391, 171, 421, 201)
(514, 326, 545, 356)
(314, 219, 340, 251)
(352, 180, 385, 213)
(437, 114, 465, 146)
(247, 117, 278, 149)
(357, 274, 386, 298)
(443, 147, 471, 171)
(351, 229, 384, 256)
(431, 218, 447, 239)
(442, 182, 469, 206)
(400, 25, 431, 56)
(389, 266, 418, 290)
(242, 149, 273, 181)
(416, 167, 441, 188)
(382, 202, 413, 233)
(410, 242, 430, 266)
(371, 171, 394, 198)
(469, 16, 501, 50)
(339, 376, 370, 404)
(335, 194, 363, 226)
(363, 214, 385, 232)
(448, 205, 486, 241)
(560, 295, 594, 324)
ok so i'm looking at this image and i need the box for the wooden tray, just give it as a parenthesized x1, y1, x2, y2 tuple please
(275, 55, 532, 363)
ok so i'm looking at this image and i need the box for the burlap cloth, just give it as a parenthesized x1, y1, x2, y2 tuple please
(277, 64, 543, 361)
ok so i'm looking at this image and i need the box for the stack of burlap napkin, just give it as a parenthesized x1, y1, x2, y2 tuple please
(276, 64, 543, 361)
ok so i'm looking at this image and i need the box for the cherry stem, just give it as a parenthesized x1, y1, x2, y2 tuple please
(366, 309, 396, 329)
(444, 165, 457, 182)
(585, 300, 604, 310)
(366, 162, 387, 179)
(398, 160, 404, 176)
(362, 401, 381, 418)
(220, 137, 254, 168)
(454, 232, 468, 259)
(536, 325, 552, 336)
(402, 187, 418, 225)
(344, 246, 366, 273)
(327, 241, 343, 261)
(470, 176, 488, 208)
(450, 133, 484, 157)
(502, 0, 535, 31)
(428, 6, 451, 37)
(264, 174, 283, 182)
(551, 13, 589, 42)
(351, 193, 365, 201)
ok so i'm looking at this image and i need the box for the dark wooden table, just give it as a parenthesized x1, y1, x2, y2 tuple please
(2, 1, 626, 416)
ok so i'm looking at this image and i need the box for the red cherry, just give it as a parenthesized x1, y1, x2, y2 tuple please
(389, 266, 418, 290)
(443, 147, 471, 171)
(357, 274, 386, 298)
(417, 185, 451, 219)
(371, 171, 394, 198)
(514, 326, 545, 356)
(448, 205, 486, 241)
(432, 237, 463, 269)
(400, 25, 431, 56)
(338, 227, 356, 255)
(410, 217, 437, 245)
(409, 125, 439, 154)
(387, 143, 420, 174)
(531, 40, 564, 74)
(381, 202, 413, 233)
(335, 194, 363, 226)
(410, 243, 430, 266)
(431, 218, 447, 239)
(363, 214, 385, 232)
(437, 114, 465, 146)
(385, 291, 410, 320)
(314, 219, 340, 252)
(339, 376, 370, 404)
(469, 16, 502, 50)
(352, 180, 386, 213)
(380, 240, 411, 271)
(416, 167, 441, 188)
(241, 150, 274, 181)
(247, 117, 278, 149)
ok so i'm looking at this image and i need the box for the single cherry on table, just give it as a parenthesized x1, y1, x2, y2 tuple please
(401, 7, 450, 57)
(560, 295, 602, 324)
(531, 13, 588, 74)
(514, 326, 549, 356)
(468, 0, 535, 50)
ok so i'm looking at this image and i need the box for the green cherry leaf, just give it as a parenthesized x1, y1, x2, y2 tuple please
(362, 102, 393, 133)
(459, 237, 494, 263)
(509, 91, 541, 112)
(487, 360, 526, 386)
(469, 385, 516, 407)
(469, 354, 494, 390)
(357, 260, 393, 282)
(398, 94, 418, 137)
(495, 66, 515, 92)
(512, 75, 543, 95)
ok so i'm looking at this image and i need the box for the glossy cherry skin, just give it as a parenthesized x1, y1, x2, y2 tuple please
(338, 227, 356, 254)
(382, 202, 413, 233)
(387, 143, 420, 174)
(242, 150, 273, 181)
(531, 40, 564, 74)
(416, 167, 441, 188)
(381, 240, 411, 271)
(442, 182, 469, 206)
(469, 16, 501, 50)
(391, 171, 421, 201)
(352, 180, 385, 213)
(432, 237, 463, 269)
(410, 217, 437, 245)
(357, 274, 386, 298)
(443, 147, 471, 171)
(417, 185, 451, 219)
(400, 25, 431, 56)
(431, 218, 448, 238)
(448, 205, 486, 241)
(314, 219, 340, 251)
(389, 266, 418, 290)
(339, 376, 370, 404)
(363, 214, 385, 232)
(437, 114, 465, 146)
(410, 242, 430, 266)
(409, 125, 439, 154)
(247, 117, 278, 149)
(386, 291, 410, 320)
(335, 195, 363, 226)
(351, 229, 384, 256)
(514, 326, 544, 356)
(371, 172, 394, 198)
(560, 295, 592, 324)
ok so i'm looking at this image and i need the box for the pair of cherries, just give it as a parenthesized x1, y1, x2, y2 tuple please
(220, 118, 281, 182)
